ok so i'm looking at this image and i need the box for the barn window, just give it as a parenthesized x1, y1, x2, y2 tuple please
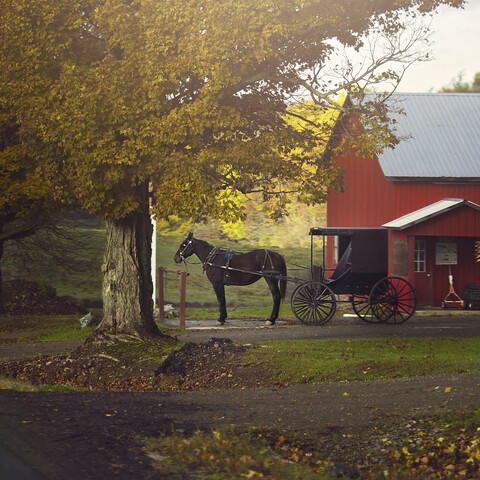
(414, 239, 426, 272)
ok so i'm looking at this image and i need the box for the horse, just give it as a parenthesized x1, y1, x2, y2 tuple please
(174, 232, 287, 325)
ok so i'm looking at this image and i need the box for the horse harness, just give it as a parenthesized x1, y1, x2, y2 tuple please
(203, 246, 278, 284)
(178, 237, 280, 283)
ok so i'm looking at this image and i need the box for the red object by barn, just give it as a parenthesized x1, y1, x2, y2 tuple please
(326, 93, 480, 308)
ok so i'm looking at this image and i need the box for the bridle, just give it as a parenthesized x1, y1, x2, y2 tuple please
(177, 238, 194, 263)
(177, 237, 216, 271)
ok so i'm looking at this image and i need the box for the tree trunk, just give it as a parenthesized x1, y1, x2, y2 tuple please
(0, 239, 5, 314)
(96, 200, 162, 339)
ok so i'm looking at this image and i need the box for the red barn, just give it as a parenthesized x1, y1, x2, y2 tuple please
(326, 93, 480, 307)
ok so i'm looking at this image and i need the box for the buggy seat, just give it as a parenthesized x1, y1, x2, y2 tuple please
(324, 242, 352, 284)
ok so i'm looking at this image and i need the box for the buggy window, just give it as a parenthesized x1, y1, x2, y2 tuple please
(330, 242, 352, 280)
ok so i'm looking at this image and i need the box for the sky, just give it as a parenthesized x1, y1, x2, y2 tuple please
(398, 1, 480, 92)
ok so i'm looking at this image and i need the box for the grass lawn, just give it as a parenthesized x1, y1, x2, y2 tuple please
(242, 337, 480, 383)
(2, 313, 480, 384)
(0, 314, 94, 342)
(142, 408, 480, 479)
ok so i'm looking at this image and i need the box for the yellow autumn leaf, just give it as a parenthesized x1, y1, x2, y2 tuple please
(242, 470, 263, 479)
(445, 387, 452, 393)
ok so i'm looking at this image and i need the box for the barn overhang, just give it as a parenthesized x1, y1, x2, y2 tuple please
(382, 198, 480, 232)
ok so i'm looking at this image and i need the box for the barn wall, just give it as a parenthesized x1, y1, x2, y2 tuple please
(327, 152, 480, 307)
(403, 209, 480, 307)
(327, 151, 480, 228)
(431, 238, 480, 307)
(403, 206, 480, 237)
(327, 152, 387, 227)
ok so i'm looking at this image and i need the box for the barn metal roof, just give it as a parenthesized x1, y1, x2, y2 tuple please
(382, 198, 480, 230)
(373, 93, 480, 181)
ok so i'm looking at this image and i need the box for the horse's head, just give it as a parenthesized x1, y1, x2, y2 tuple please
(174, 232, 195, 263)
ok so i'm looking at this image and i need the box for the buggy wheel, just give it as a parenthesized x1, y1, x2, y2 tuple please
(351, 294, 378, 323)
(291, 281, 336, 325)
(370, 277, 416, 324)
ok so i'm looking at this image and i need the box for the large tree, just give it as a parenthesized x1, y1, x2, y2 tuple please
(0, 0, 463, 338)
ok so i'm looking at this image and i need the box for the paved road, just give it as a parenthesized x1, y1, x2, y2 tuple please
(172, 310, 480, 343)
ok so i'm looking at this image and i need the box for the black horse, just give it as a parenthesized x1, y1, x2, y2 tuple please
(174, 232, 287, 325)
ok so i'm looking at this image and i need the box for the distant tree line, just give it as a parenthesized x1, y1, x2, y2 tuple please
(439, 71, 480, 93)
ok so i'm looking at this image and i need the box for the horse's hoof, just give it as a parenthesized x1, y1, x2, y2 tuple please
(216, 320, 226, 326)
(265, 320, 275, 326)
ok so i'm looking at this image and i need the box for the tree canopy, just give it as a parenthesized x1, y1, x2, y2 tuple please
(0, 111, 56, 239)
(0, 0, 464, 224)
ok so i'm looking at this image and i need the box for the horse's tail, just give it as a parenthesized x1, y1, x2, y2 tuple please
(280, 257, 287, 301)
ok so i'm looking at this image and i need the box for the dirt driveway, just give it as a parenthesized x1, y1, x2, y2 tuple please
(1, 313, 480, 479)
(1, 372, 480, 479)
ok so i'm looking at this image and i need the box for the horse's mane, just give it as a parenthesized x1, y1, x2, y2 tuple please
(194, 237, 216, 250)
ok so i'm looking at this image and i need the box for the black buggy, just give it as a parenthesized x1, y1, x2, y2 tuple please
(290, 227, 416, 326)
(174, 228, 416, 326)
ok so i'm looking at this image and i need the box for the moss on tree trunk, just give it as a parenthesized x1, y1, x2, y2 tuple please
(96, 201, 162, 339)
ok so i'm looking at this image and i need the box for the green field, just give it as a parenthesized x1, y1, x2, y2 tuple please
(159, 235, 315, 310)
(2, 217, 322, 314)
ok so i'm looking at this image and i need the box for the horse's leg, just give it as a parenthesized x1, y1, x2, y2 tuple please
(212, 282, 227, 325)
(265, 278, 282, 326)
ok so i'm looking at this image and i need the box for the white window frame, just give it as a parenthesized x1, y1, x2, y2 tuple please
(414, 239, 426, 273)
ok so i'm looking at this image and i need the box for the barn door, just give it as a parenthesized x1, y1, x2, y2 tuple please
(413, 237, 435, 306)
